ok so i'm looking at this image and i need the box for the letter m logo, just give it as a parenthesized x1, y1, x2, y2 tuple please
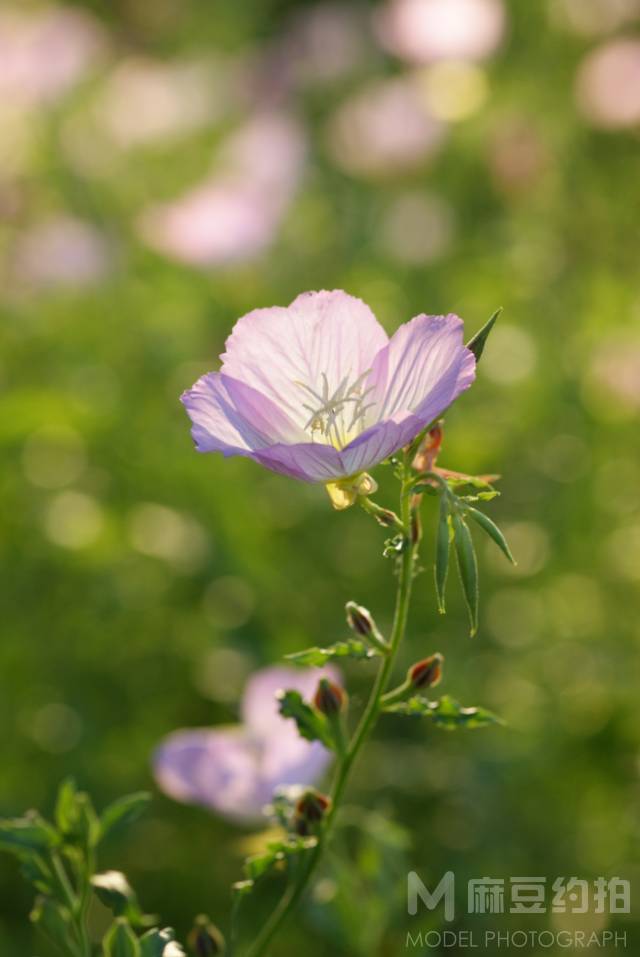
(407, 871, 455, 921)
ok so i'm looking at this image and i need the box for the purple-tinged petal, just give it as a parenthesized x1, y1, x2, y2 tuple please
(181, 372, 303, 454)
(242, 665, 340, 737)
(251, 441, 345, 483)
(338, 412, 425, 476)
(153, 727, 266, 822)
(220, 290, 389, 430)
(368, 313, 475, 422)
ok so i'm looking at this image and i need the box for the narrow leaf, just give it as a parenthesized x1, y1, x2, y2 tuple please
(277, 690, 332, 747)
(244, 836, 317, 883)
(466, 308, 501, 363)
(465, 506, 515, 564)
(286, 638, 379, 667)
(0, 813, 59, 856)
(384, 694, 502, 729)
(30, 896, 74, 954)
(103, 918, 141, 957)
(100, 793, 151, 842)
(434, 494, 450, 614)
(452, 512, 479, 636)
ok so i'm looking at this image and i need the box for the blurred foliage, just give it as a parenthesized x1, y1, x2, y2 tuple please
(1, 0, 640, 954)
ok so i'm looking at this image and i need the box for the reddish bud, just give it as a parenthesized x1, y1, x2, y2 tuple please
(313, 678, 346, 716)
(409, 653, 444, 690)
(412, 422, 444, 472)
(293, 789, 331, 835)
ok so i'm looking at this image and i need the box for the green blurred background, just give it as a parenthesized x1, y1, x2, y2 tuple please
(2, 0, 639, 953)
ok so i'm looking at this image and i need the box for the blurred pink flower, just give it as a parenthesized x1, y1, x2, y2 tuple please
(575, 39, 640, 129)
(137, 112, 306, 266)
(285, 3, 370, 86)
(375, 0, 506, 65)
(153, 666, 338, 823)
(12, 216, 112, 289)
(326, 76, 446, 178)
(0, 5, 104, 106)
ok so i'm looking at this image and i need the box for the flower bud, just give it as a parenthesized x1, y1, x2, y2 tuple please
(408, 653, 444, 690)
(345, 601, 374, 638)
(412, 422, 444, 472)
(293, 789, 331, 834)
(187, 915, 226, 956)
(313, 678, 346, 716)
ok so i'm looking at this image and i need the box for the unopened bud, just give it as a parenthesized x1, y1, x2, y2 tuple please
(187, 915, 225, 956)
(345, 601, 374, 638)
(409, 653, 443, 690)
(412, 422, 444, 472)
(293, 789, 331, 834)
(313, 678, 346, 716)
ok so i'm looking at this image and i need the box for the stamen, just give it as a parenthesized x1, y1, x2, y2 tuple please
(295, 370, 375, 448)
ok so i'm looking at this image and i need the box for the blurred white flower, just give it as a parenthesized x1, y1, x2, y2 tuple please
(575, 39, 640, 129)
(375, 0, 506, 65)
(12, 216, 112, 289)
(0, 5, 105, 106)
(137, 112, 306, 267)
(325, 76, 446, 178)
(95, 56, 231, 149)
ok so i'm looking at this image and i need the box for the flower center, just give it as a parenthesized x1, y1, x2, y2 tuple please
(296, 371, 375, 449)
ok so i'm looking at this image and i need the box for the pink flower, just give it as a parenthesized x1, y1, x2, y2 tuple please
(153, 666, 337, 823)
(181, 290, 475, 501)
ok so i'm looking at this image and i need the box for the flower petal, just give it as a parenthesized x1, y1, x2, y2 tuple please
(251, 440, 344, 482)
(220, 290, 389, 429)
(181, 372, 303, 454)
(368, 313, 475, 422)
(153, 727, 267, 821)
(242, 665, 340, 737)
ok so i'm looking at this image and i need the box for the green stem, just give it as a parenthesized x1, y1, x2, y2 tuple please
(245, 466, 417, 957)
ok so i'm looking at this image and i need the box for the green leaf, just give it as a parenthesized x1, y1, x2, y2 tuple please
(20, 854, 54, 894)
(0, 813, 59, 856)
(53, 779, 102, 849)
(384, 694, 502, 729)
(286, 638, 380, 667)
(244, 836, 317, 883)
(434, 493, 450, 614)
(99, 793, 151, 842)
(465, 506, 515, 564)
(466, 308, 501, 363)
(452, 512, 479, 636)
(92, 871, 155, 929)
(30, 896, 74, 954)
(277, 690, 332, 747)
(54, 778, 78, 835)
(103, 917, 141, 957)
(140, 929, 185, 957)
